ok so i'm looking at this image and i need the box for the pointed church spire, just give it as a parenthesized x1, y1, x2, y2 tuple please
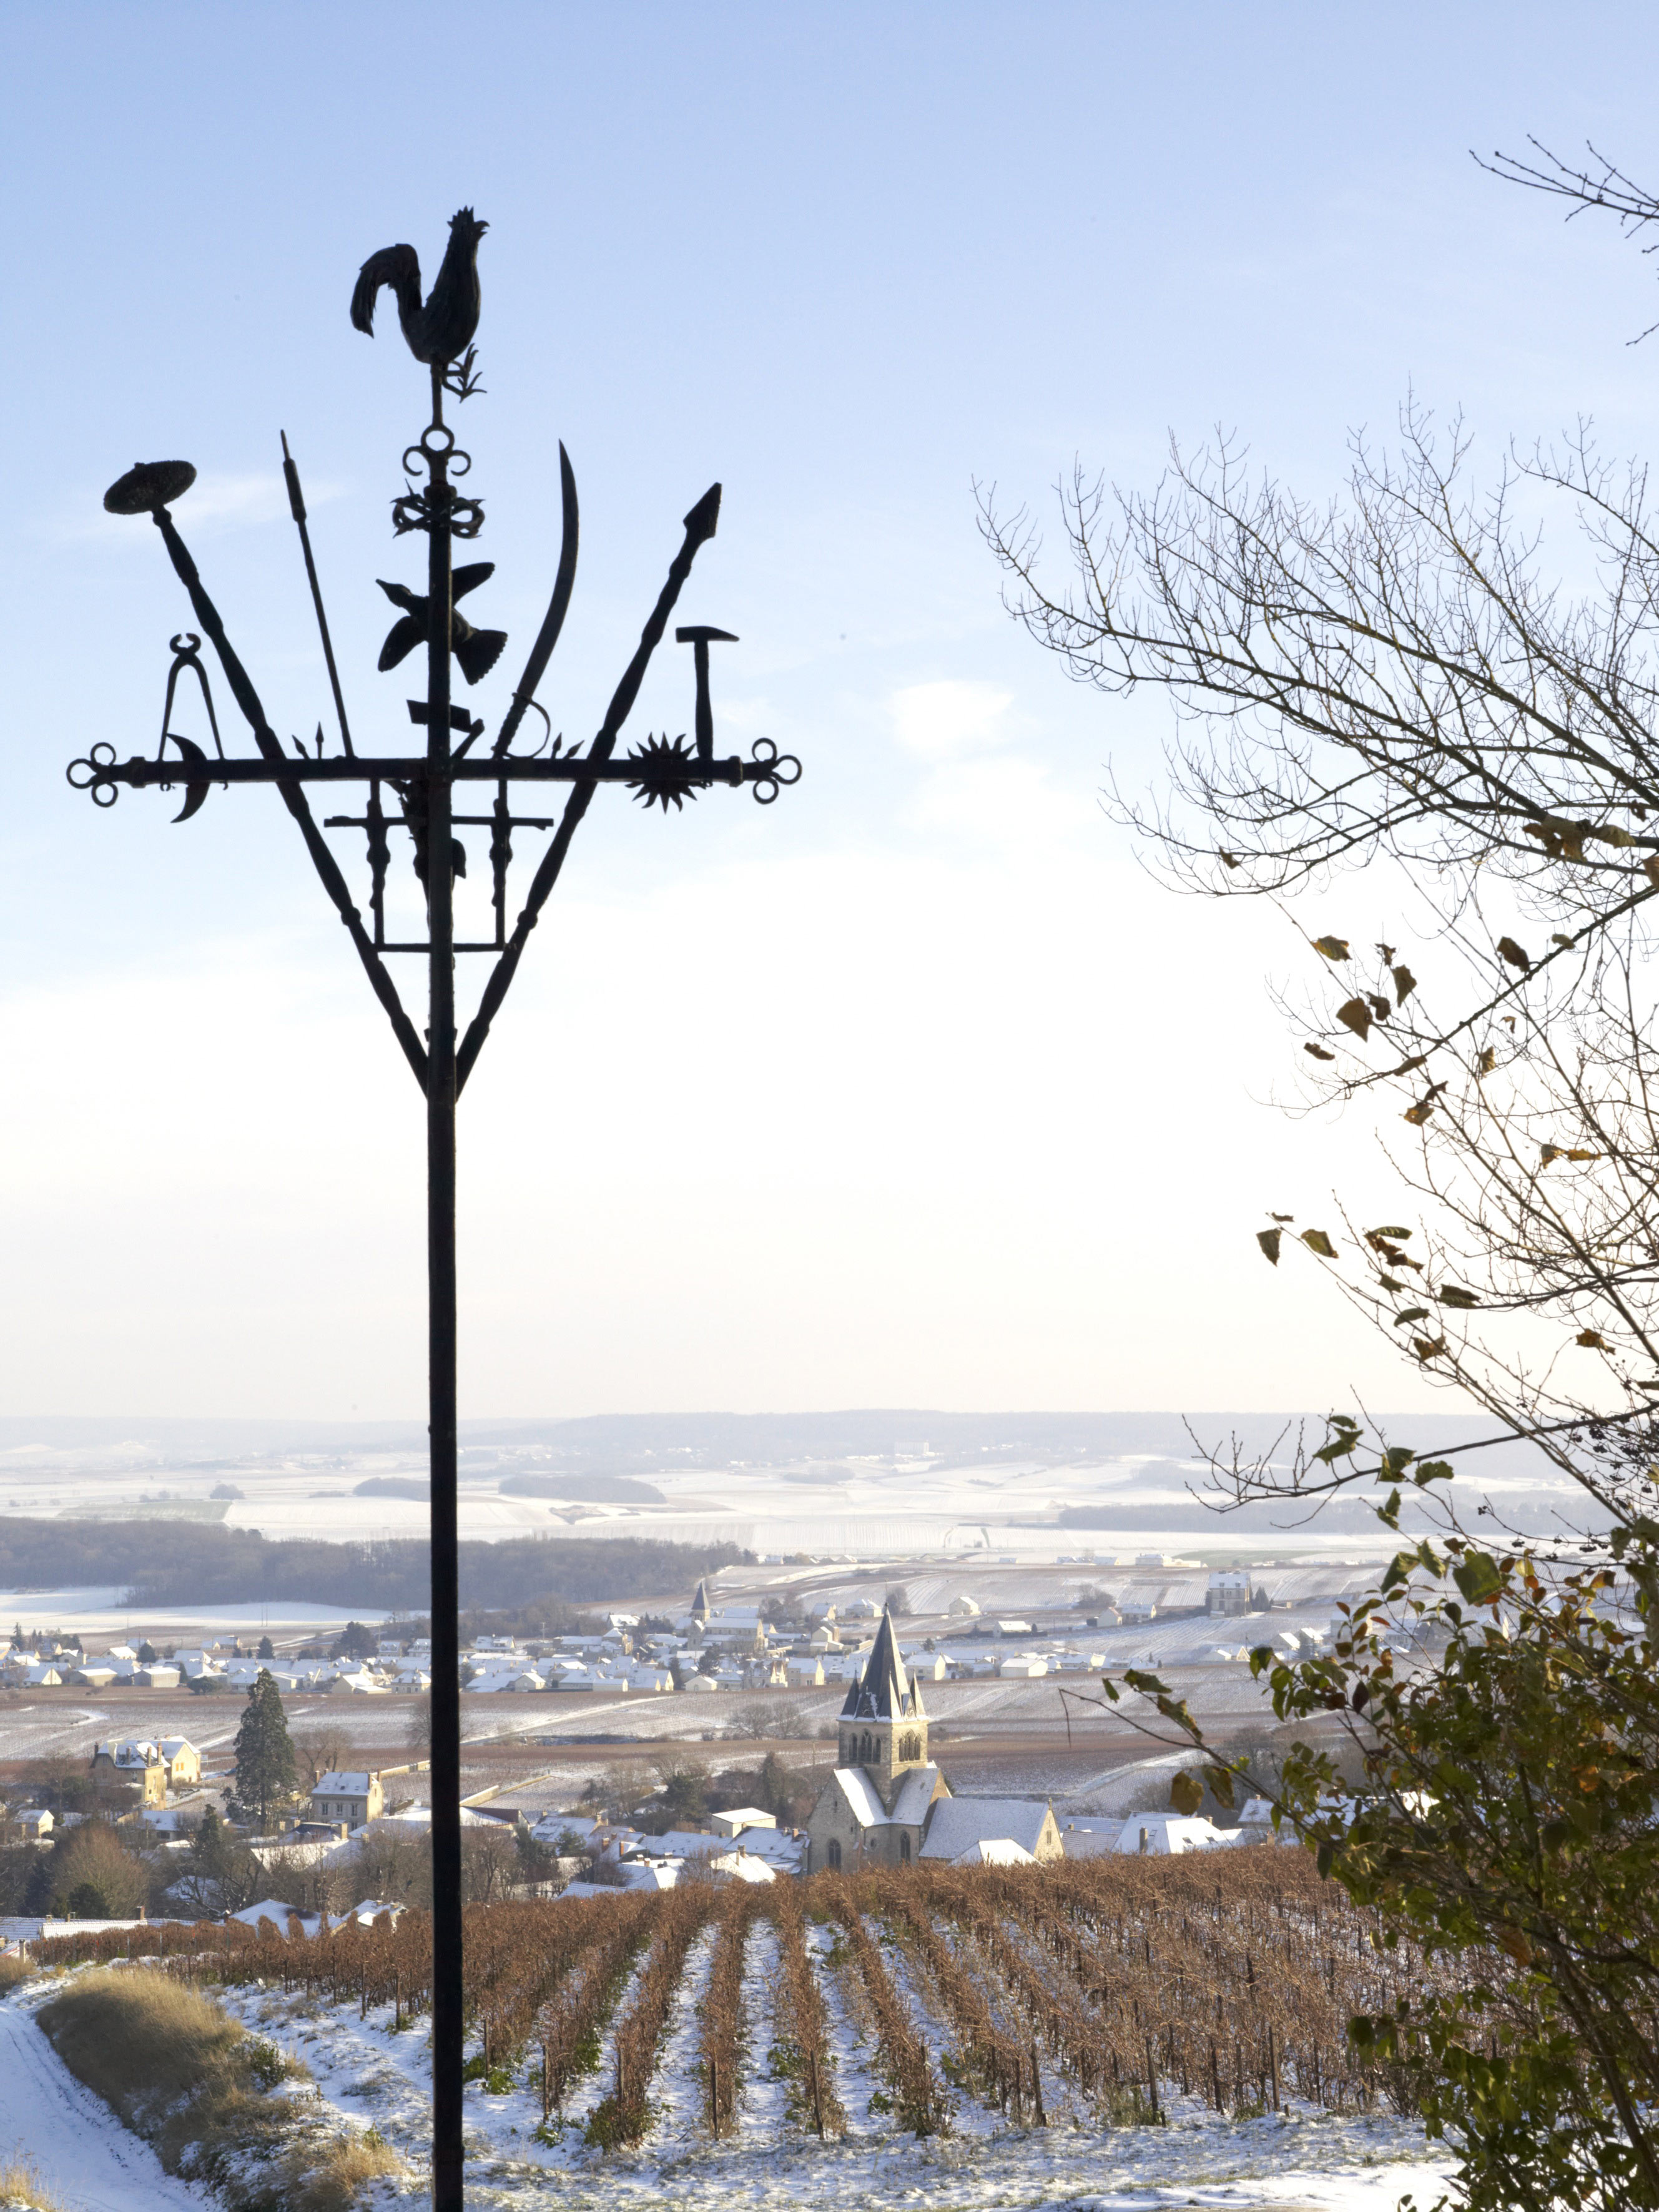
(690, 1578, 711, 1627)
(839, 1605, 918, 1721)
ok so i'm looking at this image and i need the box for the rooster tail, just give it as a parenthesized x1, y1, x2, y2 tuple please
(454, 629, 508, 687)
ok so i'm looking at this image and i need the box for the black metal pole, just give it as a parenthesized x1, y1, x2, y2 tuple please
(423, 378, 465, 2212)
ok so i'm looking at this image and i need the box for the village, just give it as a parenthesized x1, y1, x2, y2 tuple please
(0, 1585, 1359, 1967)
(0, 1606, 1447, 2212)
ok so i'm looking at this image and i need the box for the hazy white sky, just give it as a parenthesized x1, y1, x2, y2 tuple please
(6, 3, 1659, 1419)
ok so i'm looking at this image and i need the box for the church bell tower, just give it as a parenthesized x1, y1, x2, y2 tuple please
(837, 1608, 928, 1809)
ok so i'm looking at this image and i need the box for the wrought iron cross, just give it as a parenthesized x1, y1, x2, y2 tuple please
(67, 207, 799, 2211)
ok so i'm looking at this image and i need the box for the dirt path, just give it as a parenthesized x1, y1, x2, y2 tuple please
(0, 1995, 207, 2211)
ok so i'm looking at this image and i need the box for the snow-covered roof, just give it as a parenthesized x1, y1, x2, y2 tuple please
(919, 1797, 1055, 1861)
(721, 1826, 805, 1869)
(230, 1899, 310, 1932)
(889, 1766, 945, 1825)
(711, 1807, 774, 1834)
(1113, 1814, 1238, 1856)
(953, 1837, 1036, 1867)
(830, 1764, 943, 1831)
(312, 1772, 375, 1795)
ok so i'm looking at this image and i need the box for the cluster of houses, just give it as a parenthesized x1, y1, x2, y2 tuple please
(523, 1611, 1297, 1895)
(0, 1637, 432, 1697)
(0, 1571, 1347, 1709)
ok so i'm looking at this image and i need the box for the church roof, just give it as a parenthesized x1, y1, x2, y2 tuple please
(839, 1607, 923, 1721)
(827, 1762, 944, 1831)
(690, 1578, 711, 1620)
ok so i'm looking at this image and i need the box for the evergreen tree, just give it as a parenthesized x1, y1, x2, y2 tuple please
(257, 1634, 274, 1659)
(330, 1620, 376, 1663)
(233, 1668, 296, 1831)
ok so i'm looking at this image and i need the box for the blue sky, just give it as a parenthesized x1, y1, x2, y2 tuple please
(5, 3, 1659, 1418)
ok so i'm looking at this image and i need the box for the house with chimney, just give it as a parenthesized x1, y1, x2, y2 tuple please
(805, 1609, 949, 1872)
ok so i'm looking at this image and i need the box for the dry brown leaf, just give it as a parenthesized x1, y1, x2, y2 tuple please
(1576, 1330, 1610, 1350)
(1412, 1335, 1448, 1362)
(1303, 1042, 1336, 1061)
(1312, 935, 1351, 961)
(1336, 996, 1373, 1040)
(1392, 964, 1417, 1005)
(1404, 1101, 1435, 1126)
(1168, 1770, 1204, 1816)
(1497, 936, 1532, 973)
(1256, 1229, 1282, 1266)
(1300, 1229, 1337, 1258)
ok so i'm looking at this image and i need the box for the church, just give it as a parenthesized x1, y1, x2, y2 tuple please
(804, 1608, 950, 1870)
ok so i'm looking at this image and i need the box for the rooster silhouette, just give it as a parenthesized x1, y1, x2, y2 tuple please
(375, 562, 506, 686)
(350, 208, 487, 366)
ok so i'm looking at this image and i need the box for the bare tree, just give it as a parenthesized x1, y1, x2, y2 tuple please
(984, 143, 1659, 2210)
(293, 1723, 352, 1793)
(980, 149, 1659, 1539)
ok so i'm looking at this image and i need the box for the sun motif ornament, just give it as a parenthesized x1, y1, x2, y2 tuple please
(626, 732, 703, 810)
(65, 205, 802, 2212)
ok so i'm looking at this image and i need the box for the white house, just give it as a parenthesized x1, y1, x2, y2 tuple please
(310, 1772, 384, 1829)
(1207, 1570, 1253, 1616)
(712, 1807, 774, 1838)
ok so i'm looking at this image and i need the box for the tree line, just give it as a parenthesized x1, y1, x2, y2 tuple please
(0, 1520, 741, 1610)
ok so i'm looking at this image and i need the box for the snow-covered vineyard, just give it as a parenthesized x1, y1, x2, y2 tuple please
(15, 1856, 1452, 2209)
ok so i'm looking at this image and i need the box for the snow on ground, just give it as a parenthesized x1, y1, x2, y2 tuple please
(0, 1985, 208, 2211)
(1, 1959, 1453, 2212)
(741, 1917, 791, 2139)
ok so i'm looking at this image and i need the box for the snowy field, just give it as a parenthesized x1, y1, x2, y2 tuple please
(0, 1403, 1569, 1565)
(0, 1966, 1449, 2212)
(3, 1852, 1459, 2212)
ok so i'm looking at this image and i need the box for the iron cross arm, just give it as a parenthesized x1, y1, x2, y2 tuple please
(67, 743, 800, 804)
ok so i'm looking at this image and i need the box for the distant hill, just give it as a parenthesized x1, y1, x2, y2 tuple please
(0, 1408, 1564, 1480)
(353, 1477, 430, 1500)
